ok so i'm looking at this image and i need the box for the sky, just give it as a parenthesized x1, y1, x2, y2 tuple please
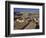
(14, 8, 39, 14)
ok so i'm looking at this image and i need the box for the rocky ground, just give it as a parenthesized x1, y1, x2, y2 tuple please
(14, 13, 39, 30)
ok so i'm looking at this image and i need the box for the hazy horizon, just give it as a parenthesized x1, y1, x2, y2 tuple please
(14, 8, 39, 14)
